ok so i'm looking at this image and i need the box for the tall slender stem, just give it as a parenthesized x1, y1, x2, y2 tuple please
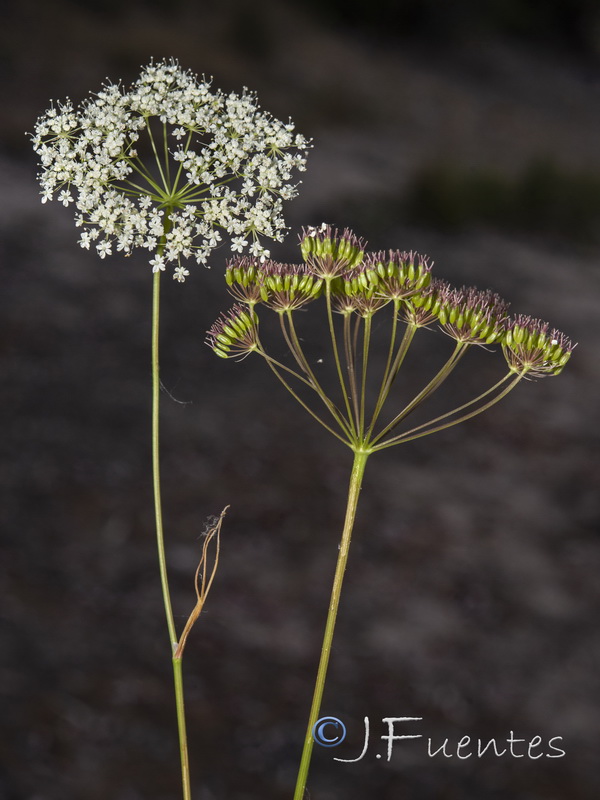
(173, 657, 192, 800)
(293, 449, 370, 800)
(151, 269, 177, 647)
(151, 265, 192, 800)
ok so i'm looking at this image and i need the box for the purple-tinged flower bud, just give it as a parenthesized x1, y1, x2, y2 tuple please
(352, 293, 391, 317)
(299, 224, 366, 278)
(331, 294, 361, 315)
(326, 263, 389, 316)
(259, 260, 322, 311)
(403, 278, 451, 327)
(437, 286, 509, 344)
(339, 264, 376, 297)
(206, 304, 259, 359)
(502, 315, 575, 377)
(225, 256, 263, 306)
(367, 249, 433, 301)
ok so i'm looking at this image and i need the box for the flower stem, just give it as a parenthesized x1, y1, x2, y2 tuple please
(343, 313, 360, 429)
(359, 314, 372, 437)
(262, 354, 350, 445)
(325, 280, 357, 437)
(292, 448, 369, 800)
(366, 321, 417, 440)
(173, 657, 192, 800)
(284, 312, 352, 435)
(374, 370, 525, 450)
(151, 269, 177, 647)
(371, 340, 467, 444)
(151, 268, 192, 800)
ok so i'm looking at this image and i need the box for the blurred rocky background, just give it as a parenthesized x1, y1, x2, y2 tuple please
(1, 1, 599, 798)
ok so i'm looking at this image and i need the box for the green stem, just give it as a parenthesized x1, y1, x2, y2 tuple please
(173, 657, 192, 800)
(359, 314, 372, 437)
(378, 299, 400, 396)
(367, 321, 417, 440)
(325, 280, 357, 438)
(374, 371, 525, 450)
(151, 256, 192, 800)
(128, 154, 164, 194)
(146, 118, 169, 193)
(285, 312, 352, 435)
(262, 354, 351, 445)
(372, 340, 466, 444)
(151, 269, 177, 647)
(293, 448, 369, 800)
(343, 312, 360, 429)
(163, 121, 171, 186)
(379, 371, 513, 444)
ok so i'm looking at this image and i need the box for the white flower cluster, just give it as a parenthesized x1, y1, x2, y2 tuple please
(32, 59, 310, 281)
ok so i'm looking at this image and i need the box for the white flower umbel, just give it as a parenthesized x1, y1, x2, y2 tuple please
(32, 59, 310, 281)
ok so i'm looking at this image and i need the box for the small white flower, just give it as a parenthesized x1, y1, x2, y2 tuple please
(58, 190, 74, 206)
(249, 240, 268, 258)
(173, 266, 190, 282)
(231, 236, 248, 253)
(97, 240, 112, 259)
(150, 255, 166, 273)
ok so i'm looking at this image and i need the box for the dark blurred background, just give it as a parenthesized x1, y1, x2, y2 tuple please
(1, 1, 599, 798)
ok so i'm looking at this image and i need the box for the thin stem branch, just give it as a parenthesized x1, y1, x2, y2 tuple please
(359, 314, 372, 437)
(176, 175, 239, 202)
(343, 312, 360, 430)
(325, 280, 357, 438)
(293, 449, 369, 800)
(366, 321, 417, 441)
(381, 371, 514, 443)
(127, 156, 165, 196)
(260, 349, 317, 389)
(146, 119, 169, 193)
(285, 312, 352, 436)
(379, 299, 400, 394)
(372, 340, 467, 444)
(129, 153, 162, 185)
(263, 356, 351, 445)
(163, 121, 171, 186)
(170, 129, 193, 195)
(374, 371, 525, 450)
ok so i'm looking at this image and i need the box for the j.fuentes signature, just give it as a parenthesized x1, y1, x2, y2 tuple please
(312, 716, 565, 762)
